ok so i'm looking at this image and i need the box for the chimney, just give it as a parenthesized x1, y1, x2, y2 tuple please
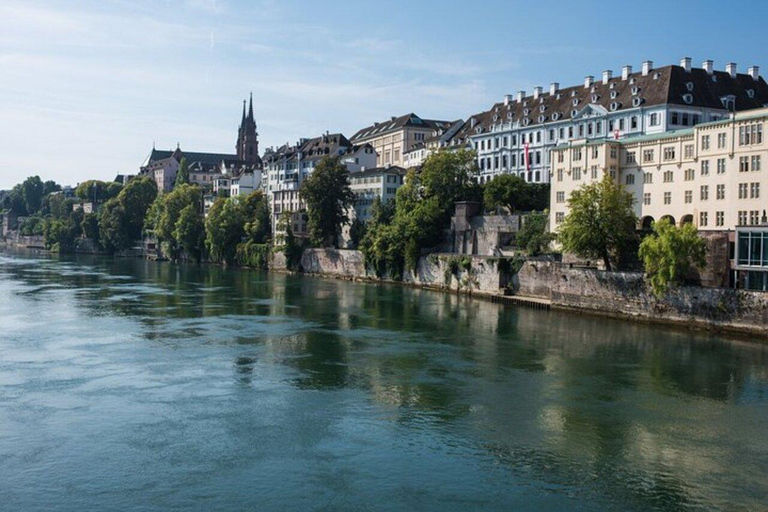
(584, 75, 594, 88)
(602, 70, 612, 84)
(680, 57, 692, 72)
(726, 62, 737, 78)
(748, 66, 760, 81)
(549, 82, 559, 95)
(503, 94, 512, 106)
(642, 60, 653, 76)
(517, 90, 525, 102)
(703, 60, 714, 75)
(533, 86, 543, 99)
(622, 65, 632, 80)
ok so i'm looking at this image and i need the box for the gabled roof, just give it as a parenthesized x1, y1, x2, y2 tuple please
(146, 148, 237, 166)
(350, 113, 453, 142)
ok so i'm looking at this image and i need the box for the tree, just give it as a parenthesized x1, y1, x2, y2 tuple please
(145, 183, 200, 258)
(81, 212, 100, 244)
(75, 180, 122, 203)
(43, 180, 61, 196)
(98, 177, 156, 253)
(484, 174, 527, 213)
(174, 204, 205, 261)
(175, 157, 189, 188)
(638, 219, 707, 297)
(19, 176, 45, 215)
(275, 211, 302, 271)
(300, 156, 354, 247)
(241, 191, 271, 244)
(558, 175, 638, 271)
(98, 199, 131, 252)
(516, 212, 554, 256)
(349, 218, 367, 249)
(205, 196, 244, 264)
(419, 149, 479, 207)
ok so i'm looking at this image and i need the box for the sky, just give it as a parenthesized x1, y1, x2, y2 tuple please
(2, 0, 768, 189)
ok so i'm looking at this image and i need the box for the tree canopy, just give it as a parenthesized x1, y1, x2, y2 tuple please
(300, 156, 354, 247)
(99, 177, 157, 253)
(484, 174, 549, 213)
(638, 219, 707, 297)
(557, 175, 638, 271)
(516, 211, 554, 256)
(75, 180, 122, 203)
(205, 196, 245, 265)
(174, 157, 189, 188)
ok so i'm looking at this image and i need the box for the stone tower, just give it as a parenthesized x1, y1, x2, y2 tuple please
(236, 93, 259, 163)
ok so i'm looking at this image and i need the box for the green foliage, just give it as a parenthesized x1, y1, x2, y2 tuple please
(241, 191, 271, 244)
(300, 156, 354, 247)
(98, 199, 130, 252)
(205, 196, 245, 265)
(275, 212, 303, 271)
(235, 240, 271, 269)
(75, 180, 122, 203)
(98, 177, 157, 253)
(43, 180, 61, 197)
(348, 218, 367, 249)
(41, 193, 76, 219)
(2, 189, 26, 216)
(19, 216, 45, 236)
(442, 255, 472, 286)
(146, 183, 201, 258)
(17, 176, 45, 215)
(42, 217, 79, 252)
(81, 213, 100, 244)
(558, 175, 638, 271)
(516, 212, 554, 256)
(484, 174, 550, 213)
(638, 219, 707, 297)
(174, 204, 205, 260)
(360, 150, 479, 277)
(174, 158, 189, 188)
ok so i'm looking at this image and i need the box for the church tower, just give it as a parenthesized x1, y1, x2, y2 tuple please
(236, 93, 259, 164)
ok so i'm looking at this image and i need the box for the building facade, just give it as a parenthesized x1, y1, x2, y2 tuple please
(350, 113, 453, 168)
(550, 107, 768, 289)
(402, 119, 464, 169)
(450, 59, 768, 185)
(348, 166, 406, 222)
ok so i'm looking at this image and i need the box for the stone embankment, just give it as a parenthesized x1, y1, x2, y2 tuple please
(277, 248, 768, 339)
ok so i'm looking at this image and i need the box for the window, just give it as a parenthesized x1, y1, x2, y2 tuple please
(751, 155, 761, 171)
(644, 193, 651, 205)
(650, 113, 659, 126)
(664, 192, 671, 205)
(701, 160, 710, 176)
(643, 149, 654, 163)
(717, 158, 726, 174)
(739, 123, 763, 146)
(557, 151, 564, 163)
(716, 211, 725, 227)
(740, 156, 749, 172)
(556, 191, 565, 203)
(684, 145, 694, 158)
(685, 190, 693, 203)
(663, 147, 676, 161)
(573, 167, 582, 180)
(626, 174, 635, 185)
(626, 152, 636, 164)
(664, 170, 674, 182)
(701, 135, 710, 150)
(591, 147, 599, 159)
(700, 211, 708, 227)
(717, 184, 725, 200)
(684, 168, 694, 181)
(739, 183, 749, 199)
(572, 148, 582, 160)
(738, 211, 748, 226)
(751, 182, 761, 199)
(556, 212, 564, 224)
(557, 169, 563, 181)
(591, 166, 598, 179)
(717, 133, 727, 149)
(610, 147, 617, 159)
(750, 210, 760, 225)
(631, 116, 638, 129)
(644, 172, 653, 184)
(700, 185, 709, 201)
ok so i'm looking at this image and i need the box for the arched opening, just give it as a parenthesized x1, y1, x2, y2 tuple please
(660, 215, 676, 226)
(639, 216, 655, 230)
(680, 214, 694, 227)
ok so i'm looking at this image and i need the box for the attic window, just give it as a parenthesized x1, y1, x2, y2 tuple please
(610, 102, 620, 111)
(591, 94, 600, 102)
(632, 97, 643, 107)
(523, 108, 530, 116)
(552, 112, 561, 121)
(747, 89, 755, 98)
(683, 93, 694, 104)
(609, 82, 616, 90)
(506, 112, 514, 120)
(556, 93, 562, 100)
(493, 114, 499, 122)
(571, 90, 577, 97)
(653, 72, 661, 79)
(631, 86, 639, 95)
(523, 118, 530, 126)
(494, 107, 499, 113)
(475, 127, 482, 134)
(572, 98, 580, 106)
(629, 77, 636, 84)
(539, 105, 546, 112)
(538, 115, 546, 123)
(610, 91, 618, 99)
(571, 109, 578, 117)
(686, 82, 694, 92)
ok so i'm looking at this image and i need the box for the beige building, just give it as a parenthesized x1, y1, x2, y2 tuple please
(350, 113, 452, 167)
(550, 107, 768, 289)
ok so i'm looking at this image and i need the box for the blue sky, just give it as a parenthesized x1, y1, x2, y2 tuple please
(2, 0, 767, 189)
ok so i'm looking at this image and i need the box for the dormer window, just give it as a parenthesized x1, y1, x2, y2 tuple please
(686, 82, 694, 92)
(632, 97, 643, 107)
(609, 82, 616, 90)
(591, 94, 599, 102)
(571, 90, 577, 97)
(493, 114, 499, 122)
(538, 115, 546, 123)
(506, 112, 514, 120)
(572, 98, 580, 106)
(747, 89, 755, 98)
(539, 105, 546, 112)
(683, 93, 694, 104)
(523, 101, 529, 107)
(630, 77, 636, 84)
(571, 109, 578, 117)
(523, 118, 530, 126)
(610, 102, 620, 111)
(720, 95, 736, 110)
(523, 108, 530, 116)
(610, 91, 618, 99)
(552, 112, 561, 121)
(556, 93, 562, 100)
(653, 72, 661, 79)
(631, 86, 639, 95)
(475, 126, 482, 134)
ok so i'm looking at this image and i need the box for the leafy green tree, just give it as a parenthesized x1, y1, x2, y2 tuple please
(98, 177, 156, 252)
(205, 196, 244, 264)
(638, 219, 707, 297)
(516, 212, 554, 256)
(43, 180, 61, 196)
(42, 218, 79, 252)
(484, 174, 528, 213)
(526, 183, 551, 212)
(2, 189, 26, 216)
(75, 180, 122, 203)
(81, 212, 100, 244)
(98, 199, 130, 252)
(175, 157, 189, 188)
(241, 191, 271, 244)
(348, 218, 367, 249)
(275, 211, 302, 271)
(558, 175, 638, 271)
(300, 156, 354, 247)
(19, 176, 45, 215)
(174, 204, 205, 260)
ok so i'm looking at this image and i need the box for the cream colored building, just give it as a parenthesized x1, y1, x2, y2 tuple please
(550, 107, 768, 289)
(350, 113, 452, 167)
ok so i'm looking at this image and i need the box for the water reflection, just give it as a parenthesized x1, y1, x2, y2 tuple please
(1, 249, 767, 511)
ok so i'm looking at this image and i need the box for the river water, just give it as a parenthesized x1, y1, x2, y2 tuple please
(0, 250, 767, 511)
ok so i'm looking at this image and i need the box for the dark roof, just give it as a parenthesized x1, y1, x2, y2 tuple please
(349, 166, 406, 178)
(262, 133, 371, 166)
(147, 148, 237, 166)
(450, 64, 768, 145)
(350, 113, 453, 142)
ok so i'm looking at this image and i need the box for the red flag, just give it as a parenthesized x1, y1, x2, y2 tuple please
(614, 129, 620, 140)
(524, 142, 530, 171)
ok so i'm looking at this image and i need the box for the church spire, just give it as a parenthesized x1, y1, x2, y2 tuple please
(248, 92, 254, 123)
(241, 100, 247, 126)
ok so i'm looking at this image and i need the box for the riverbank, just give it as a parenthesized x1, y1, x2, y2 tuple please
(277, 248, 768, 341)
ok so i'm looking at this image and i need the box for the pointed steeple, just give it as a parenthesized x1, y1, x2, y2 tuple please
(248, 92, 254, 123)
(241, 100, 247, 126)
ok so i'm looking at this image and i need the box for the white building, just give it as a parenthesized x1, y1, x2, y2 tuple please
(349, 166, 406, 221)
(449, 59, 768, 184)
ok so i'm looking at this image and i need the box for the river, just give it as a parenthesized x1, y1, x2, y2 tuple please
(1, 250, 767, 511)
